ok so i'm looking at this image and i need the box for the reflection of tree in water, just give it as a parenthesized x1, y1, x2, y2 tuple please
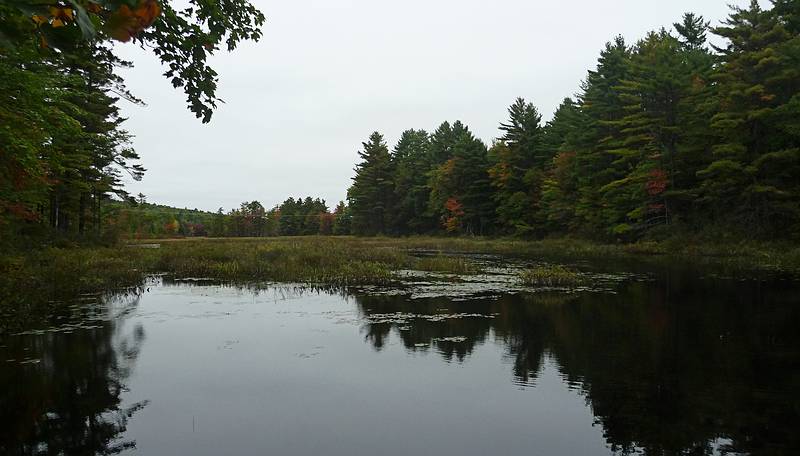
(354, 274, 800, 455)
(0, 295, 147, 455)
(358, 295, 493, 362)
(355, 292, 575, 382)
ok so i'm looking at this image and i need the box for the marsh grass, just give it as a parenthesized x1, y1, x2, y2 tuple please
(0, 246, 156, 333)
(518, 265, 584, 287)
(0, 247, 154, 299)
(150, 238, 407, 285)
(413, 254, 479, 274)
(2, 235, 799, 333)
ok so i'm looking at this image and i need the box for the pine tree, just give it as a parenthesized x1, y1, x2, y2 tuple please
(390, 129, 433, 234)
(332, 201, 352, 235)
(489, 97, 545, 235)
(540, 98, 582, 158)
(700, 1, 800, 234)
(671, 13, 717, 224)
(674, 13, 710, 50)
(599, 30, 688, 236)
(429, 122, 495, 235)
(428, 121, 456, 166)
(0, 41, 144, 237)
(348, 132, 394, 235)
(499, 97, 545, 164)
(572, 36, 632, 236)
(540, 98, 584, 233)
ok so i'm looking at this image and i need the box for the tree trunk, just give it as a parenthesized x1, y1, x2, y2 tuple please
(50, 192, 59, 229)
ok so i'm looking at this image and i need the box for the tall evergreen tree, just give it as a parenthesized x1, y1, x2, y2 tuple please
(348, 132, 394, 235)
(489, 97, 544, 234)
(0, 41, 144, 238)
(573, 36, 632, 236)
(674, 12, 710, 50)
(428, 121, 456, 166)
(332, 201, 352, 235)
(671, 13, 717, 223)
(540, 98, 584, 233)
(391, 129, 433, 234)
(599, 30, 689, 236)
(700, 1, 800, 234)
(429, 122, 495, 235)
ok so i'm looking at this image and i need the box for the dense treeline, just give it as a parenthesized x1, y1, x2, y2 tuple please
(1, 41, 145, 240)
(111, 196, 351, 239)
(348, 2, 800, 241)
(217, 197, 350, 238)
(108, 200, 217, 238)
(0, 0, 264, 246)
(5, 1, 798, 245)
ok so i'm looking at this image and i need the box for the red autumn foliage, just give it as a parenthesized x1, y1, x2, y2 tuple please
(1, 202, 40, 221)
(443, 197, 464, 233)
(163, 219, 179, 235)
(645, 168, 668, 196)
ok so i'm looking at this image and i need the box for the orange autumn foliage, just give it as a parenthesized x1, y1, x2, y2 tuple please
(48, 6, 73, 27)
(443, 197, 464, 233)
(163, 219, 179, 235)
(30, 0, 161, 44)
(107, 0, 161, 42)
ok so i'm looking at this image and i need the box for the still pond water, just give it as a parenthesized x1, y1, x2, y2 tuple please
(1, 257, 799, 455)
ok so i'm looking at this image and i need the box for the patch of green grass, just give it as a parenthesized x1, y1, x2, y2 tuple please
(413, 254, 479, 274)
(150, 237, 409, 285)
(518, 265, 583, 287)
(0, 246, 156, 299)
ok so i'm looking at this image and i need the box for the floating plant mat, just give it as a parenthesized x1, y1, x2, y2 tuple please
(357, 252, 649, 300)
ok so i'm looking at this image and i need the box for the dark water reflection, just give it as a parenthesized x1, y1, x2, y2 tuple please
(355, 276, 800, 455)
(0, 295, 148, 455)
(1, 269, 799, 455)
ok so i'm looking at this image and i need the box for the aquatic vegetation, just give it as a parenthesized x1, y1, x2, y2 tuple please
(413, 254, 479, 274)
(518, 265, 583, 287)
(151, 238, 404, 285)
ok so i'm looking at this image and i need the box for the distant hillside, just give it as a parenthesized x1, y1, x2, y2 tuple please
(105, 201, 221, 238)
(106, 197, 350, 239)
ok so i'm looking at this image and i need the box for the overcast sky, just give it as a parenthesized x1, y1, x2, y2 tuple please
(116, 0, 754, 212)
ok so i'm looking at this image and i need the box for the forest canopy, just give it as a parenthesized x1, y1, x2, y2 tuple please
(2, 1, 799, 244)
(0, 0, 265, 244)
(346, 1, 800, 241)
